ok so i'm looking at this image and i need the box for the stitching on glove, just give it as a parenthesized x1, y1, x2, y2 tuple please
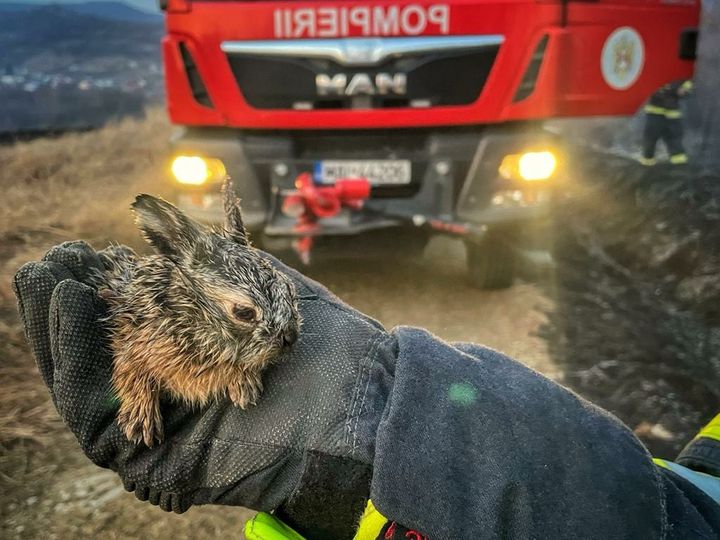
(49, 287, 62, 397)
(346, 332, 387, 457)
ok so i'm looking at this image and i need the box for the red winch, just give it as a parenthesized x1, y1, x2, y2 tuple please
(282, 172, 371, 263)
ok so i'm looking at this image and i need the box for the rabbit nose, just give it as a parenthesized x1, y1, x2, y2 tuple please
(282, 327, 298, 348)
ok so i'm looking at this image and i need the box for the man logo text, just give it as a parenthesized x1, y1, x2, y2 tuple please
(316, 73, 408, 96)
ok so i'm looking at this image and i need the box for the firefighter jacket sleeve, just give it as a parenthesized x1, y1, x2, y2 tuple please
(678, 414, 720, 479)
(366, 329, 720, 539)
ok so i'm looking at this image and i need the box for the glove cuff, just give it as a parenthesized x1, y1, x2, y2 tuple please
(275, 451, 372, 540)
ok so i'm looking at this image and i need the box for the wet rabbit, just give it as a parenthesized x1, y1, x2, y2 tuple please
(91, 182, 300, 446)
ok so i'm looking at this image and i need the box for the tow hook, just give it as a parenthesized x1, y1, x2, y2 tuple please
(282, 172, 371, 264)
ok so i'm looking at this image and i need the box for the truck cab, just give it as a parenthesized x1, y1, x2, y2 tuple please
(160, 0, 698, 287)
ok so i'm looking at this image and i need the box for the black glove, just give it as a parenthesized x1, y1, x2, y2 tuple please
(14, 241, 397, 539)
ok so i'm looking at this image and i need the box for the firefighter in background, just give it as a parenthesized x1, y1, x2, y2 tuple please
(640, 79, 693, 166)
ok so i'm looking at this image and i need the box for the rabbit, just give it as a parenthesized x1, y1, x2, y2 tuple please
(90, 181, 301, 447)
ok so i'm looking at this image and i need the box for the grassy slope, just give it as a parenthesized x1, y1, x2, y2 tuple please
(0, 109, 172, 446)
(544, 150, 720, 457)
(0, 112, 251, 539)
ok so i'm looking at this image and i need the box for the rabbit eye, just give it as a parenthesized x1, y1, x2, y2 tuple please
(232, 305, 257, 323)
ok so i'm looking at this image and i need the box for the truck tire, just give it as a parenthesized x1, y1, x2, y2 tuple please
(465, 235, 516, 289)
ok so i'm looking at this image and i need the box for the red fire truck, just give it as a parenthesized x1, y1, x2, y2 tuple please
(160, 0, 698, 288)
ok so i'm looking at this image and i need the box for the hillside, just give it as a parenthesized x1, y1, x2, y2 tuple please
(59, 1, 161, 22)
(0, 2, 161, 22)
(0, 3, 164, 132)
(0, 5, 162, 67)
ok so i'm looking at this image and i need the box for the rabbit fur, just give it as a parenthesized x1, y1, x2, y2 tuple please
(91, 181, 300, 446)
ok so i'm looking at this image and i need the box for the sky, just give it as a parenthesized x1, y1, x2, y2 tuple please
(3, 0, 159, 13)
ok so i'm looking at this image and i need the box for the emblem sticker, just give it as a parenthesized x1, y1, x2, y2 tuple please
(601, 27, 645, 90)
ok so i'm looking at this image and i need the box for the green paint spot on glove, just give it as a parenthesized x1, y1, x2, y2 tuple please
(448, 382, 477, 406)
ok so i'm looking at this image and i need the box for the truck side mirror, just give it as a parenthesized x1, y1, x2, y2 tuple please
(159, 0, 190, 12)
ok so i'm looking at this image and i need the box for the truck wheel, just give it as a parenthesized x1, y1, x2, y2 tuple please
(465, 235, 516, 289)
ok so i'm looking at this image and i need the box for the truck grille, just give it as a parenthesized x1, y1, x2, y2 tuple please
(225, 38, 500, 110)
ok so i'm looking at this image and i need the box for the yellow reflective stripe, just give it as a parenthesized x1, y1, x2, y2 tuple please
(670, 154, 688, 164)
(644, 105, 682, 118)
(638, 157, 657, 166)
(697, 414, 720, 442)
(681, 80, 693, 93)
(245, 512, 306, 540)
(654, 458, 671, 470)
(354, 500, 389, 540)
(644, 105, 666, 115)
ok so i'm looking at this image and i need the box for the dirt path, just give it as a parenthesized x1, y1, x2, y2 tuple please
(1, 237, 553, 540)
(304, 237, 554, 374)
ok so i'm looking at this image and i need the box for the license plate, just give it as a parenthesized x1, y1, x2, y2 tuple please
(314, 160, 411, 185)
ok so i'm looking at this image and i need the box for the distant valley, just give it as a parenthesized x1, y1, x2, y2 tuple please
(0, 2, 164, 134)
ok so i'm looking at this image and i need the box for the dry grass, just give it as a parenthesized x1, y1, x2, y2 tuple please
(0, 112, 252, 540)
(0, 319, 58, 448)
(0, 108, 172, 449)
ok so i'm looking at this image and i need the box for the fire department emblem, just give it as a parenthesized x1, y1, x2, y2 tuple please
(601, 27, 644, 90)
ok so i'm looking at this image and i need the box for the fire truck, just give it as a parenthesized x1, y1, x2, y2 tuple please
(159, 0, 698, 288)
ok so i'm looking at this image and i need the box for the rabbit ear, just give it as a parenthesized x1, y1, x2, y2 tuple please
(222, 179, 250, 247)
(132, 194, 206, 262)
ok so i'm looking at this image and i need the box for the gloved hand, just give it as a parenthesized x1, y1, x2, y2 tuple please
(13, 241, 396, 539)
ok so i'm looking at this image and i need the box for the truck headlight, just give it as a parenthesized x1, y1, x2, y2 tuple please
(518, 151, 557, 181)
(499, 150, 558, 182)
(171, 155, 226, 186)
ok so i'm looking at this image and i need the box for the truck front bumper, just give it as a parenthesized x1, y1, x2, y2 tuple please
(169, 125, 562, 238)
